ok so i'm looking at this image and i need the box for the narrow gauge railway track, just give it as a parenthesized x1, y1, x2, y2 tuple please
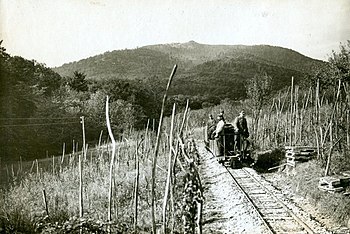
(224, 166, 316, 234)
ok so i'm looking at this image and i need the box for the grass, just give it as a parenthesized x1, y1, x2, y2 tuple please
(267, 159, 350, 227)
(0, 114, 204, 234)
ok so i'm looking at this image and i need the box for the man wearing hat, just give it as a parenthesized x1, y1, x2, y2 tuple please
(214, 113, 226, 156)
(234, 110, 249, 156)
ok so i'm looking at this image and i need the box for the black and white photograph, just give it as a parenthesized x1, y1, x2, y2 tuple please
(1, 0, 350, 233)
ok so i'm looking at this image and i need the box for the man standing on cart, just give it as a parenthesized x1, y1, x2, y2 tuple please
(214, 113, 226, 156)
(234, 110, 249, 157)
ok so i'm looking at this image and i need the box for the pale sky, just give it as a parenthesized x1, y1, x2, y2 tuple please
(1, 0, 349, 67)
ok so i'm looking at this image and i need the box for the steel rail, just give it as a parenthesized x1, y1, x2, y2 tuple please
(241, 168, 315, 234)
(205, 142, 315, 233)
(223, 165, 275, 234)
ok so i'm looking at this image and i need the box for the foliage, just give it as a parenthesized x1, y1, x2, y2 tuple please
(67, 71, 89, 92)
(329, 40, 350, 84)
(0, 42, 75, 162)
(36, 216, 128, 234)
(0, 111, 203, 233)
(182, 162, 203, 234)
(246, 70, 272, 114)
(0, 45, 159, 162)
(53, 42, 322, 103)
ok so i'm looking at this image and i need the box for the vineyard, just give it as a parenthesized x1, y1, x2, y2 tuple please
(1, 42, 350, 233)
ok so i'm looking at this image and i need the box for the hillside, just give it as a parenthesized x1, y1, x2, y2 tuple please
(53, 41, 325, 101)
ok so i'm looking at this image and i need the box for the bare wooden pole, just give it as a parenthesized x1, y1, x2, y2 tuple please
(30, 160, 35, 173)
(98, 130, 103, 158)
(134, 138, 140, 232)
(78, 153, 83, 218)
(151, 64, 177, 234)
(42, 189, 49, 216)
(294, 86, 299, 144)
(290, 76, 294, 146)
(325, 122, 333, 176)
(322, 80, 342, 146)
(19, 156, 22, 174)
(78, 116, 85, 218)
(315, 79, 320, 124)
(106, 96, 117, 222)
(347, 110, 350, 148)
(60, 143, 65, 173)
(163, 103, 176, 233)
(81, 116, 86, 160)
(144, 119, 150, 156)
(52, 156, 55, 175)
(36, 159, 39, 177)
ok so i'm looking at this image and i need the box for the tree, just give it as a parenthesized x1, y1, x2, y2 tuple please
(246, 71, 272, 140)
(68, 71, 89, 92)
(329, 40, 350, 84)
(246, 71, 272, 113)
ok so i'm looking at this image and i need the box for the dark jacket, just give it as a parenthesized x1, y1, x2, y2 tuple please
(234, 116, 249, 137)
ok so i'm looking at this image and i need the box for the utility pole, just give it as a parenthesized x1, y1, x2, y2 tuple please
(79, 116, 85, 218)
(81, 116, 86, 159)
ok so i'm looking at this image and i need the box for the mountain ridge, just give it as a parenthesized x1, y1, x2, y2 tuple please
(53, 41, 325, 100)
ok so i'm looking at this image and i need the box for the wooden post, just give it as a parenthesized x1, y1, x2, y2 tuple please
(196, 200, 203, 234)
(163, 103, 176, 233)
(347, 110, 350, 148)
(325, 122, 333, 176)
(30, 160, 35, 173)
(61, 143, 65, 164)
(134, 139, 140, 232)
(151, 65, 177, 234)
(290, 76, 294, 146)
(52, 156, 55, 175)
(36, 159, 39, 177)
(98, 130, 103, 158)
(106, 96, 117, 222)
(294, 86, 299, 144)
(144, 119, 150, 156)
(60, 143, 65, 174)
(316, 79, 319, 122)
(78, 152, 83, 218)
(80, 116, 86, 160)
(19, 156, 22, 174)
(42, 189, 49, 216)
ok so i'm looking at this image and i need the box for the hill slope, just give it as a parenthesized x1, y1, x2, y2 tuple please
(53, 41, 325, 100)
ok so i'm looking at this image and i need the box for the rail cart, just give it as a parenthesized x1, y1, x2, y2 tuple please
(207, 123, 248, 168)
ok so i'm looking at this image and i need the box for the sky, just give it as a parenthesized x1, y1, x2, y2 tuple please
(1, 0, 349, 67)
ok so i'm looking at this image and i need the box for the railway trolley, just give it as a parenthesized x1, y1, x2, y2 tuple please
(207, 123, 250, 168)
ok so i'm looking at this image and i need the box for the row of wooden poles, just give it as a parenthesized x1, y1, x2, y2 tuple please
(252, 77, 350, 176)
(92, 64, 202, 233)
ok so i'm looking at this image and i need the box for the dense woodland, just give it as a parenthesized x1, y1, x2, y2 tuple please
(0, 40, 338, 163)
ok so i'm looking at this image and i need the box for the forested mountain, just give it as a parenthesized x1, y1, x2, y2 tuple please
(54, 41, 325, 103)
